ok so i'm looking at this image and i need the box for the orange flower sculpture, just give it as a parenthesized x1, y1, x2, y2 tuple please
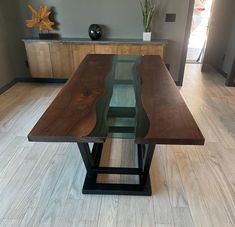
(26, 5, 54, 31)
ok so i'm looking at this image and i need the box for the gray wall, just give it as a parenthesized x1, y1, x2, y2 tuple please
(0, 1, 29, 89)
(0, 0, 191, 84)
(222, 12, 235, 75)
(203, 0, 235, 73)
(18, 0, 190, 82)
(0, 2, 17, 88)
(0, 12, 14, 88)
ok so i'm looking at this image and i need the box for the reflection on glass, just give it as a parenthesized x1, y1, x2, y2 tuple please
(107, 56, 140, 139)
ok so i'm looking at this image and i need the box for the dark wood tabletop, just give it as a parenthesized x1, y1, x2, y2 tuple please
(28, 54, 204, 145)
(136, 55, 204, 144)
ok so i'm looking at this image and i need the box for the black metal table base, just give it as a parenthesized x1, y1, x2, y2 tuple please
(77, 142, 155, 196)
(82, 174, 152, 196)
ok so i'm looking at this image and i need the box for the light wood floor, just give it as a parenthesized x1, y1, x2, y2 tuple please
(0, 64, 235, 227)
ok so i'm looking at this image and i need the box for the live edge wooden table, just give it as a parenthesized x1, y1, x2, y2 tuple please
(28, 54, 205, 196)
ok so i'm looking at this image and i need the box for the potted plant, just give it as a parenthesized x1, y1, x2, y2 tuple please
(139, 0, 155, 41)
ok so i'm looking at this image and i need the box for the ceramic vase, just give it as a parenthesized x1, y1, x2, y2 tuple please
(143, 32, 151, 41)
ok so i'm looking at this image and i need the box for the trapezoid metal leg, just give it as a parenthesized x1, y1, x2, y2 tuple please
(77, 142, 156, 196)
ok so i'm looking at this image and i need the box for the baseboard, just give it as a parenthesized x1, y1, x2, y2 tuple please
(0, 80, 17, 95)
(203, 66, 235, 86)
(15, 77, 68, 83)
(175, 80, 182, 86)
(225, 82, 235, 87)
(215, 68, 228, 79)
(225, 60, 235, 87)
(213, 67, 235, 86)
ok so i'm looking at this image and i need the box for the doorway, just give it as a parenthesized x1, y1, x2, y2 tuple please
(186, 0, 213, 63)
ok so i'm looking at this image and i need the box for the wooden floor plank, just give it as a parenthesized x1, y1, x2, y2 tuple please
(97, 139, 122, 184)
(0, 136, 26, 174)
(70, 195, 102, 227)
(187, 144, 235, 226)
(160, 145, 188, 208)
(19, 146, 70, 226)
(0, 160, 36, 221)
(151, 147, 174, 225)
(98, 195, 119, 227)
(0, 63, 234, 226)
(3, 143, 60, 221)
(174, 147, 213, 227)
(0, 218, 22, 227)
(172, 207, 194, 227)
(116, 196, 139, 227)
(0, 146, 30, 195)
(39, 145, 82, 227)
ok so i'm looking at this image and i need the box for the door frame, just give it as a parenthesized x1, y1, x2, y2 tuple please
(177, 0, 195, 86)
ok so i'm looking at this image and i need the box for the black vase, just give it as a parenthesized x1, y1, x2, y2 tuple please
(88, 24, 102, 40)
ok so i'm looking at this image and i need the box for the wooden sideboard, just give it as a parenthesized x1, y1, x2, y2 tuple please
(23, 38, 167, 78)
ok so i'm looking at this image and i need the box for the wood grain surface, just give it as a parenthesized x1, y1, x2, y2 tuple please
(50, 44, 74, 78)
(24, 41, 166, 78)
(28, 54, 204, 145)
(25, 43, 53, 78)
(28, 54, 113, 143)
(136, 55, 204, 145)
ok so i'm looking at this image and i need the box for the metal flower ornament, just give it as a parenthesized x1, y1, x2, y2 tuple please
(26, 5, 54, 31)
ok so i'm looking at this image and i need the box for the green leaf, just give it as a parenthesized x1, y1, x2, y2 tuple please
(139, 0, 156, 32)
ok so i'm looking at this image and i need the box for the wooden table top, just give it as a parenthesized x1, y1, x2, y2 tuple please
(28, 54, 205, 145)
